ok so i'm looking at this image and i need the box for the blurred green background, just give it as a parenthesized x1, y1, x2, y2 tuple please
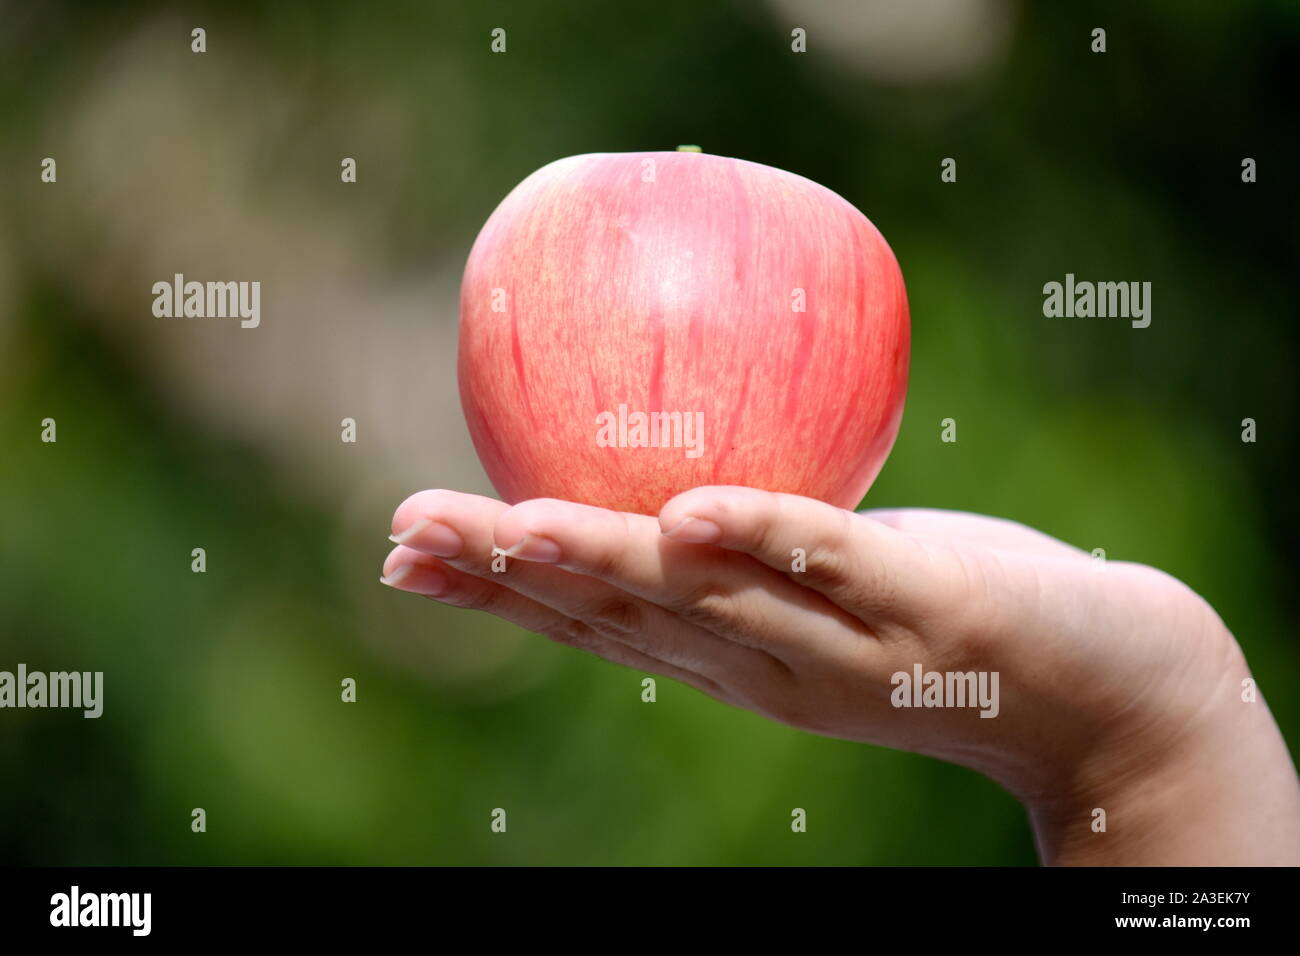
(1, 0, 1296, 865)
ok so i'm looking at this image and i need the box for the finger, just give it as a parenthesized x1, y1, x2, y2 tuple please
(389, 489, 507, 564)
(658, 486, 963, 626)
(382, 544, 561, 629)
(864, 508, 1090, 561)
(380, 547, 730, 698)
(540, 618, 734, 702)
(388, 494, 765, 680)
(492, 497, 879, 662)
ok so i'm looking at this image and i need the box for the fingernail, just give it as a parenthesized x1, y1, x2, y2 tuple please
(390, 518, 463, 558)
(380, 564, 414, 587)
(501, 533, 562, 563)
(663, 516, 722, 544)
(389, 518, 431, 545)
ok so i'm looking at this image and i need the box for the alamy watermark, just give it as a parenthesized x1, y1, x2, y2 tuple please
(0, 664, 103, 718)
(891, 663, 1000, 718)
(152, 273, 260, 328)
(50, 886, 150, 936)
(595, 404, 704, 459)
(1042, 273, 1150, 328)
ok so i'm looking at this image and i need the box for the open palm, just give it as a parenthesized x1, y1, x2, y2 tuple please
(383, 486, 1300, 865)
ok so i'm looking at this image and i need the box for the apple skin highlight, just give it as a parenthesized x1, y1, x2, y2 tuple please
(458, 150, 910, 515)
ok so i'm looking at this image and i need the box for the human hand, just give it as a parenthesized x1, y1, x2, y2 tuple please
(382, 486, 1300, 865)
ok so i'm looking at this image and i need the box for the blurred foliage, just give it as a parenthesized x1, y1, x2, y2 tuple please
(0, 0, 1295, 864)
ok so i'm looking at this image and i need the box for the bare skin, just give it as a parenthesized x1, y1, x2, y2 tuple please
(381, 485, 1300, 865)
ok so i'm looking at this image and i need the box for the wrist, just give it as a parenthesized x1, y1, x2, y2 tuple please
(1026, 634, 1300, 865)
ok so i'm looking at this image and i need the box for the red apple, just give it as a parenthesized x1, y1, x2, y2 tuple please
(458, 149, 909, 515)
